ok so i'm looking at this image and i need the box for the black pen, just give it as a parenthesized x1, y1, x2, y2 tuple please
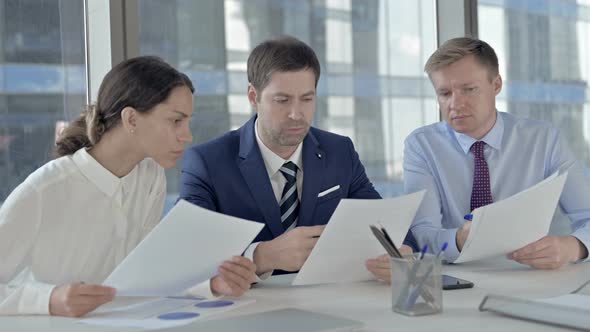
(380, 226, 403, 258)
(369, 225, 398, 257)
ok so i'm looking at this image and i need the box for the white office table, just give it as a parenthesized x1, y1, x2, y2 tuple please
(2, 258, 589, 331)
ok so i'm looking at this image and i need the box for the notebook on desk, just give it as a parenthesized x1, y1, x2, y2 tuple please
(479, 279, 590, 331)
(157, 308, 363, 332)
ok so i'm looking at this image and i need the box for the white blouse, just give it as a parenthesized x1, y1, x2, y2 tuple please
(0, 148, 167, 314)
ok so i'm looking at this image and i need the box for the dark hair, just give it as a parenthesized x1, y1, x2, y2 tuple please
(54, 56, 194, 157)
(425, 37, 499, 81)
(247, 36, 321, 92)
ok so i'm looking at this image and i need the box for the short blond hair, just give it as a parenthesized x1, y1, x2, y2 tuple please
(425, 37, 499, 81)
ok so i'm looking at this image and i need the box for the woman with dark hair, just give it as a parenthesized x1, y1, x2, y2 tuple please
(0, 56, 256, 317)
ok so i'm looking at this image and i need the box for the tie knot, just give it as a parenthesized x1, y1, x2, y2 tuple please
(470, 141, 486, 159)
(280, 162, 298, 183)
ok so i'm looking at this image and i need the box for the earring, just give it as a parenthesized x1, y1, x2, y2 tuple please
(130, 129, 135, 134)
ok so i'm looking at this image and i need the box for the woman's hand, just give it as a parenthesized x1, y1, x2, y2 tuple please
(210, 256, 257, 297)
(49, 283, 116, 317)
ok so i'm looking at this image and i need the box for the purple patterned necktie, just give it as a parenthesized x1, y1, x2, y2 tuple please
(470, 141, 493, 211)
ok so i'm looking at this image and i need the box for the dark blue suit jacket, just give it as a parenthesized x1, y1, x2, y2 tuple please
(179, 116, 418, 251)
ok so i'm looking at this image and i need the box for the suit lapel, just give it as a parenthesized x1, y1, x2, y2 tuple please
(238, 117, 284, 238)
(299, 130, 325, 227)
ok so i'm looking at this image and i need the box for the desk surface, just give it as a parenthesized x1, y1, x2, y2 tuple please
(3, 258, 589, 332)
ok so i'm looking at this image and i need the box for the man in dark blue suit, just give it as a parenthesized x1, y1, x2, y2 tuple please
(179, 36, 417, 278)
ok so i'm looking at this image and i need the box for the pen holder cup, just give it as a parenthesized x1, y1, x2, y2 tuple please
(390, 253, 443, 316)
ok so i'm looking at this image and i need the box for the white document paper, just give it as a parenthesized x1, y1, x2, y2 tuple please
(454, 172, 567, 263)
(480, 293, 590, 330)
(79, 296, 254, 330)
(292, 191, 425, 286)
(538, 294, 590, 310)
(103, 200, 263, 296)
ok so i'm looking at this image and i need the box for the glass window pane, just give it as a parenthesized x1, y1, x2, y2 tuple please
(138, 0, 438, 204)
(0, 0, 86, 203)
(479, 0, 590, 171)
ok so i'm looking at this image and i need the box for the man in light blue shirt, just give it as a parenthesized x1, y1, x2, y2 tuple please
(404, 37, 589, 269)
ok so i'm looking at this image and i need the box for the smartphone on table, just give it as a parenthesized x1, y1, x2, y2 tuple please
(442, 274, 474, 290)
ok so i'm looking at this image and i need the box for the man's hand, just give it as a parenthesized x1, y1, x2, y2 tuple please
(365, 245, 414, 283)
(508, 235, 588, 269)
(210, 256, 257, 297)
(456, 221, 472, 251)
(253, 225, 325, 274)
(49, 283, 116, 317)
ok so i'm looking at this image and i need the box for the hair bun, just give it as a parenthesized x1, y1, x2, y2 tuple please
(85, 104, 105, 145)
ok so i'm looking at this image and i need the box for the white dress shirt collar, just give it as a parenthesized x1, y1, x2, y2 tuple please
(71, 148, 137, 202)
(254, 119, 303, 177)
(452, 110, 504, 154)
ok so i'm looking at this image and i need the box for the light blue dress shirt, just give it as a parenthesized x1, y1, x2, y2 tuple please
(404, 111, 590, 262)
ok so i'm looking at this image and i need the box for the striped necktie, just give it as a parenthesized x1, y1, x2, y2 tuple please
(279, 161, 299, 231)
(470, 141, 493, 211)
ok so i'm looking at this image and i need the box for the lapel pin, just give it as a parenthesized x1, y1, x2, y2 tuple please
(316, 153, 322, 159)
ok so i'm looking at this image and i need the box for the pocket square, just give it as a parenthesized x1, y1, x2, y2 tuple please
(318, 185, 340, 198)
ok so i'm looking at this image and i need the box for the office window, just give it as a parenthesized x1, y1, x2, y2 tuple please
(0, 0, 86, 203)
(479, 0, 590, 169)
(138, 0, 438, 202)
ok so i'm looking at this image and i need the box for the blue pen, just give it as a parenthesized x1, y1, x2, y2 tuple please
(437, 242, 449, 257)
(405, 242, 449, 310)
(464, 214, 473, 221)
(394, 244, 429, 308)
(418, 244, 428, 259)
(410, 244, 428, 277)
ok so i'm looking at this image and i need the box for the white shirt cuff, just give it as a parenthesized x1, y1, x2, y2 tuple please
(440, 228, 461, 263)
(244, 242, 273, 281)
(0, 281, 56, 315)
(26, 281, 56, 315)
(570, 232, 590, 263)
